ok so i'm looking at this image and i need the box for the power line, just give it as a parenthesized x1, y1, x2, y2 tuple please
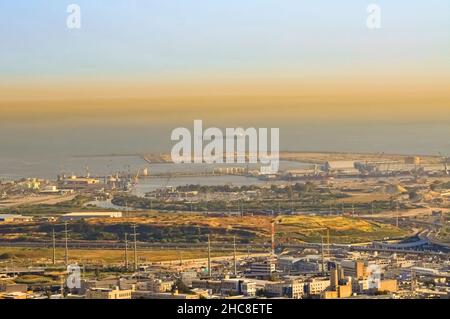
(52, 227, 56, 265)
(124, 233, 129, 270)
(207, 234, 211, 277)
(233, 235, 237, 276)
(132, 225, 138, 271)
(64, 222, 69, 266)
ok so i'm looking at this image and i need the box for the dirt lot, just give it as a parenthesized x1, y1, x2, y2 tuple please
(0, 194, 76, 209)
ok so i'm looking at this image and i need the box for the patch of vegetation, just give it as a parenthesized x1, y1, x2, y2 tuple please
(0, 213, 408, 245)
(14, 275, 56, 285)
(0, 252, 14, 260)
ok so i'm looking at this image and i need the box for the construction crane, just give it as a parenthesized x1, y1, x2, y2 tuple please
(310, 227, 332, 275)
(439, 152, 449, 175)
(134, 169, 140, 183)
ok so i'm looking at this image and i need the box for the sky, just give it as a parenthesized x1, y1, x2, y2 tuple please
(0, 0, 448, 79)
(0, 0, 449, 157)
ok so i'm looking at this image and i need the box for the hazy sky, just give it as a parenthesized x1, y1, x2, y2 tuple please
(0, 1, 449, 157)
(0, 0, 448, 79)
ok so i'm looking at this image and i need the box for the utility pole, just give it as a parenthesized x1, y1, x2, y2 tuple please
(64, 222, 69, 266)
(124, 233, 129, 270)
(271, 221, 275, 255)
(207, 235, 212, 278)
(60, 276, 64, 299)
(233, 236, 237, 276)
(321, 236, 325, 276)
(132, 225, 138, 271)
(326, 228, 331, 259)
(11, 259, 15, 277)
(396, 202, 400, 228)
(52, 227, 56, 265)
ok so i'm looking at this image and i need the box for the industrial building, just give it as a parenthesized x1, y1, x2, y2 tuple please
(85, 287, 132, 299)
(60, 211, 122, 221)
(278, 256, 328, 274)
(305, 278, 331, 296)
(325, 161, 359, 175)
(0, 214, 33, 222)
(265, 280, 304, 299)
(57, 175, 101, 190)
(247, 258, 277, 278)
(191, 279, 256, 297)
(340, 260, 366, 279)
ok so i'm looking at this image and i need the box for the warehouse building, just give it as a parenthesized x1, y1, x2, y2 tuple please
(0, 214, 33, 222)
(60, 211, 122, 221)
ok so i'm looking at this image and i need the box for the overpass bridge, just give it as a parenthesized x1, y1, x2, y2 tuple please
(0, 267, 45, 276)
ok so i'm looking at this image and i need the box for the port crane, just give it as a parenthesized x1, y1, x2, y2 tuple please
(439, 152, 449, 175)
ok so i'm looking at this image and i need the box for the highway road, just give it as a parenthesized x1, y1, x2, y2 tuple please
(0, 239, 448, 257)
